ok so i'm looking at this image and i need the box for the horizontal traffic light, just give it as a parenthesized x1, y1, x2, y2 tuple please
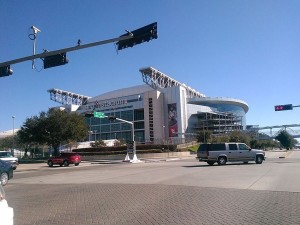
(274, 104, 293, 111)
(117, 22, 158, 50)
(43, 53, 68, 69)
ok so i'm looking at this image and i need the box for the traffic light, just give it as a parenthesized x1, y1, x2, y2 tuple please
(84, 112, 94, 118)
(43, 53, 68, 69)
(117, 22, 158, 50)
(0, 65, 13, 77)
(274, 104, 293, 111)
(108, 116, 116, 121)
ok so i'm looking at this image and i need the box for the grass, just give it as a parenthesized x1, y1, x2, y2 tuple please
(187, 144, 199, 153)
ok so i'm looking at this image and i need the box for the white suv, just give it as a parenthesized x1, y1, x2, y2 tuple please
(196, 143, 265, 166)
(0, 151, 19, 170)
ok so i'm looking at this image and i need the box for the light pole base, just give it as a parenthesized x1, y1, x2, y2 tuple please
(123, 153, 131, 162)
(130, 154, 142, 163)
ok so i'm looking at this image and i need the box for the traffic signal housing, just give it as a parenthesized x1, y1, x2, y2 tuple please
(274, 104, 293, 111)
(117, 22, 158, 50)
(84, 112, 94, 118)
(108, 116, 116, 121)
(0, 65, 13, 77)
(43, 53, 68, 69)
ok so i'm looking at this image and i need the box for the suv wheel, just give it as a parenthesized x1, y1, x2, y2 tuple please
(48, 161, 54, 167)
(74, 163, 79, 166)
(63, 160, 69, 167)
(0, 172, 8, 186)
(217, 157, 227, 165)
(256, 155, 263, 164)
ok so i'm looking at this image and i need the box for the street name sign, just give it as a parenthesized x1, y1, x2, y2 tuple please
(93, 112, 105, 118)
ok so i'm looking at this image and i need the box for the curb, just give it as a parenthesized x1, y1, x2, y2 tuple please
(279, 151, 292, 159)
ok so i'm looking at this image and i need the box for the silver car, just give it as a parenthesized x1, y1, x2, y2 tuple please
(0, 151, 19, 170)
(196, 143, 265, 166)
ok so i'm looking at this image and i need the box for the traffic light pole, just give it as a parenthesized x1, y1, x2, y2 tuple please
(86, 111, 140, 163)
(107, 116, 140, 163)
(0, 35, 133, 68)
(1, 22, 157, 76)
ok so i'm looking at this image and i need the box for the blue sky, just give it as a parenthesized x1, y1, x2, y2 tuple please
(1, 0, 300, 133)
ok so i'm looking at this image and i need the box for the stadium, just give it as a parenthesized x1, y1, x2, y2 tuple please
(48, 67, 249, 144)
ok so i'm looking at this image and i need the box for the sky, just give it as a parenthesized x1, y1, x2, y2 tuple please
(1, 0, 300, 134)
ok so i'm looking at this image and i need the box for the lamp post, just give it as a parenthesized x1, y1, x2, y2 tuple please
(162, 125, 165, 144)
(94, 130, 97, 142)
(88, 131, 93, 142)
(12, 116, 15, 156)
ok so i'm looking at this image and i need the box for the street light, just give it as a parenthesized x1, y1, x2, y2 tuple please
(12, 116, 15, 156)
(94, 130, 97, 142)
(88, 131, 93, 142)
(162, 125, 165, 144)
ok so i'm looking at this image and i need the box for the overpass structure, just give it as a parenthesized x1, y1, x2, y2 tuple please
(250, 124, 300, 139)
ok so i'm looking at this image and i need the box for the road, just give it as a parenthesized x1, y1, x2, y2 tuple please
(4, 151, 300, 225)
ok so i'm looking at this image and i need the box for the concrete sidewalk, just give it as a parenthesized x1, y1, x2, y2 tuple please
(16, 163, 47, 172)
(265, 150, 291, 159)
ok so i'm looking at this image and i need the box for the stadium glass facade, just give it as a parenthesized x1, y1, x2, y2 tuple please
(75, 85, 249, 144)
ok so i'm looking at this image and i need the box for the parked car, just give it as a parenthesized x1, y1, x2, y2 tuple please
(0, 160, 13, 186)
(0, 151, 19, 170)
(47, 152, 81, 167)
(196, 143, 265, 166)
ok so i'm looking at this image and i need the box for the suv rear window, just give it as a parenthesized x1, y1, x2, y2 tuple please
(198, 144, 209, 151)
(210, 143, 226, 151)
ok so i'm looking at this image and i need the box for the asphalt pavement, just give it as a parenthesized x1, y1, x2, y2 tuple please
(15, 150, 291, 172)
(6, 149, 300, 225)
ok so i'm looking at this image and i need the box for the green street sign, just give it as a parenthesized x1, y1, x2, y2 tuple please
(93, 111, 105, 118)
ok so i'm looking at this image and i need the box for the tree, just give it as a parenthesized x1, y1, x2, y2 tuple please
(197, 130, 212, 143)
(250, 139, 280, 150)
(0, 136, 22, 151)
(275, 130, 297, 150)
(197, 130, 280, 150)
(17, 109, 88, 156)
(211, 134, 230, 143)
(17, 116, 41, 158)
(0, 136, 12, 150)
(229, 131, 251, 146)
